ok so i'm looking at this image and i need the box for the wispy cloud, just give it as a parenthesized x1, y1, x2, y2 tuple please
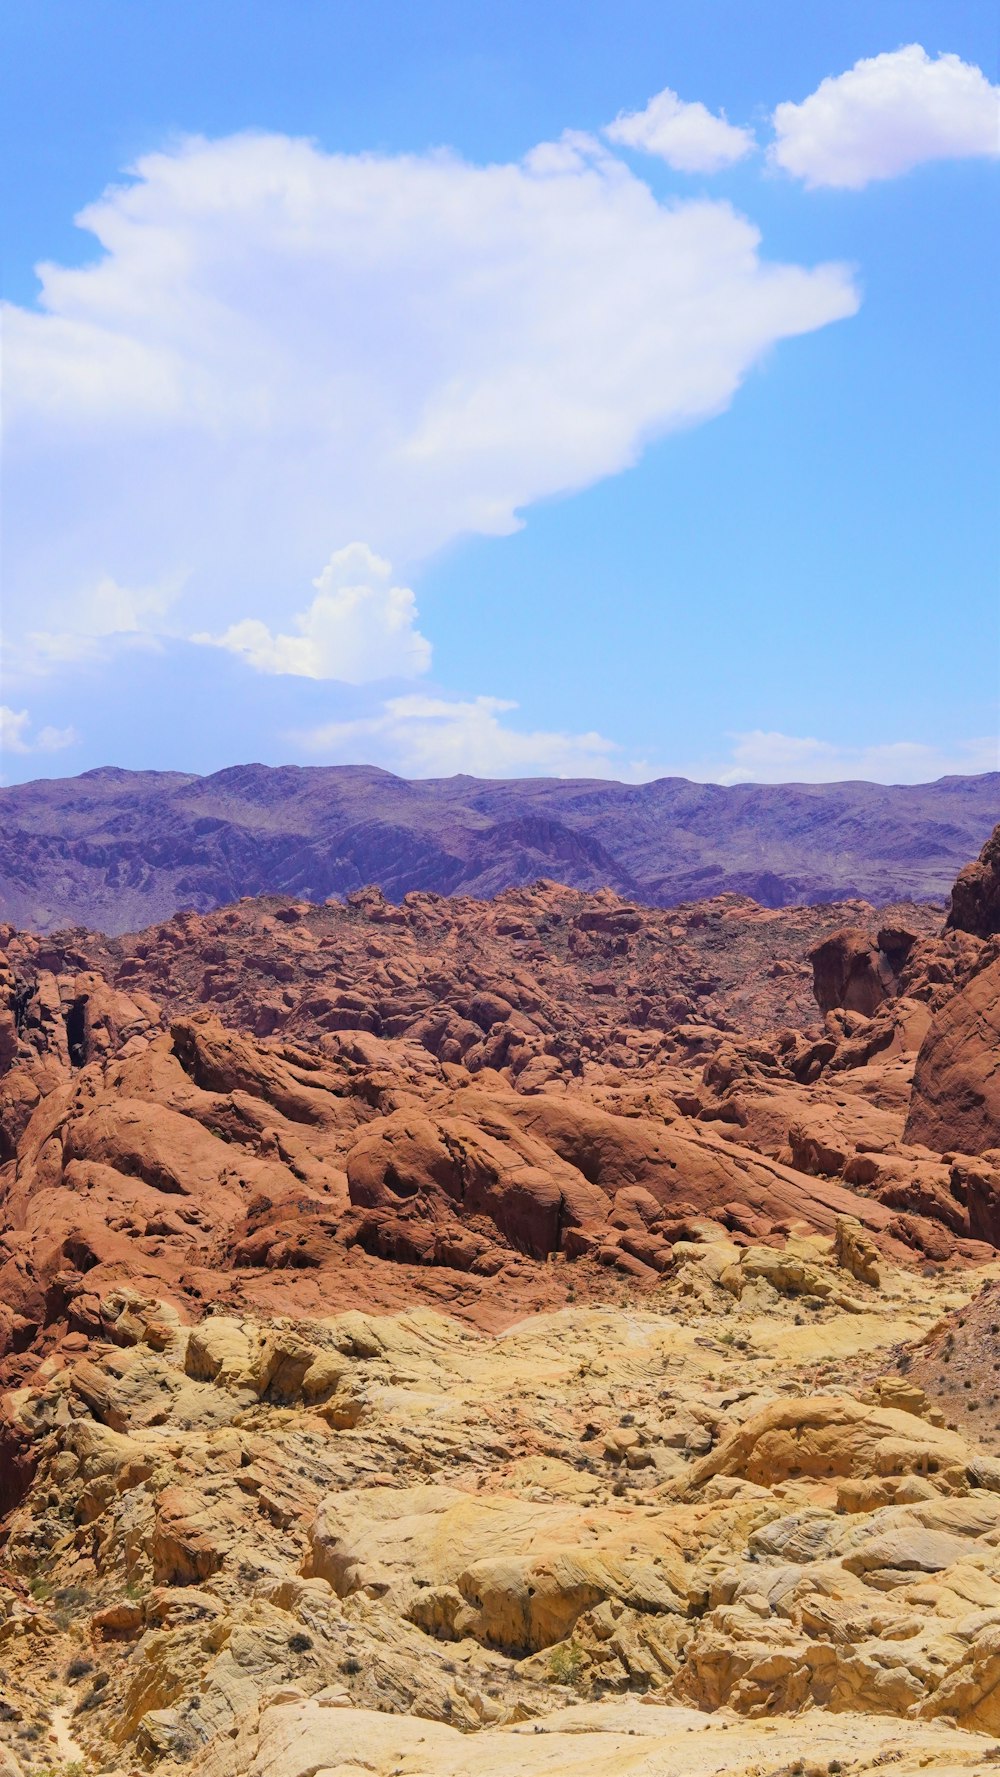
(697, 729, 1000, 785)
(13, 573, 181, 675)
(289, 706, 998, 787)
(293, 694, 624, 779)
(1, 705, 78, 763)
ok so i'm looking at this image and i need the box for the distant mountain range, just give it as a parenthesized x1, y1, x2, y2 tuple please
(0, 764, 996, 935)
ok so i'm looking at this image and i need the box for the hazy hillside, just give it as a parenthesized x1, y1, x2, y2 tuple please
(0, 765, 996, 933)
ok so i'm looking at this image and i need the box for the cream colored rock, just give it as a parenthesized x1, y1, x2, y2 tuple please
(4, 1266, 1000, 1772)
(835, 1213, 882, 1286)
(306, 1483, 686, 1653)
(720, 1242, 865, 1310)
(185, 1316, 255, 1387)
(686, 1394, 983, 1491)
(187, 1694, 1000, 1777)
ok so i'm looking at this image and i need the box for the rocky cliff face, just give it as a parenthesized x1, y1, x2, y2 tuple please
(906, 821, 1000, 1159)
(947, 820, 1000, 939)
(1, 764, 996, 933)
(0, 834, 999, 1774)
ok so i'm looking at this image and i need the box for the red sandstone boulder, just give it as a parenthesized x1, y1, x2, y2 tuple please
(947, 822, 1000, 938)
(344, 1106, 608, 1259)
(809, 929, 895, 1018)
(957, 1158, 1000, 1247)
(905, 958, 1000, 1158)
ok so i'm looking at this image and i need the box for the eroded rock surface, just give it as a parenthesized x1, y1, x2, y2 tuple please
(1, 825, 1000, 1774)
(3, 1271, 1000, 1773)
(906, 824, 1000, 1156)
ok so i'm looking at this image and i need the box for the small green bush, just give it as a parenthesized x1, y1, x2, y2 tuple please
(547, 1641, 585, 1687)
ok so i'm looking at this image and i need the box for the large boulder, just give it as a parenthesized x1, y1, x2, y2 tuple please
(905, 957, 1000, 1159)
(948, 822, 1000, 938)
(685, 1395, 975, 1491)
(808, 929, 895, 1017)
(345, 1106, 608, 1260)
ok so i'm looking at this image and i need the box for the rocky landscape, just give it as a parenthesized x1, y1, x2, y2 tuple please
(1, 766, 997, 933)
(0, 814, 999, 1774)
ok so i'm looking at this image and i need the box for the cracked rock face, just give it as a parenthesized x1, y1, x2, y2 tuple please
(5, 1278, 1000, 1773)
(1, 830, 1000, 1775)
(906, 956, 1000, 1159)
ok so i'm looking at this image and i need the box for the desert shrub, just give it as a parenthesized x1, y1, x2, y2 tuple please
(547, 1641, 585, 1687)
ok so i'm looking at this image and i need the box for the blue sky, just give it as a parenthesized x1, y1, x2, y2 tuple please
(1, 0, 998, 785)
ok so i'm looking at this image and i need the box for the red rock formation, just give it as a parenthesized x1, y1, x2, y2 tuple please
(0, 877, 996, 1396)
(2, 820, 1000, 1776)
(6, 884, 944, 1081)
(947, 821, 1000, 938)
(808, 928, 896, 1017)
(905, 956, 1000, 1157)
(0, 823, 996, 1401)
(902, 824, 1000, 1156)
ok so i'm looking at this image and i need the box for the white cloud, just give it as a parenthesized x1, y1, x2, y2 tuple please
(771, 45, 1000, 189)
(605, 87, 755, 172)
(0, 705, 77, 759)
(34, 724, 78, 753)
(701, 729, 1000, 785)
(294, 694, 626, 778)
(0, 708, 32, 756)
(3, 128, 857, 661)
(15, 573, 180, 673)
(77, 574, 177, 635)
(284, 709, 1000, 784)
(194, 542, 431, 682)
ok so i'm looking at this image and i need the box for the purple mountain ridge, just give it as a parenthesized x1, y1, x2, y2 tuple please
(0, 765, 996, 935)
